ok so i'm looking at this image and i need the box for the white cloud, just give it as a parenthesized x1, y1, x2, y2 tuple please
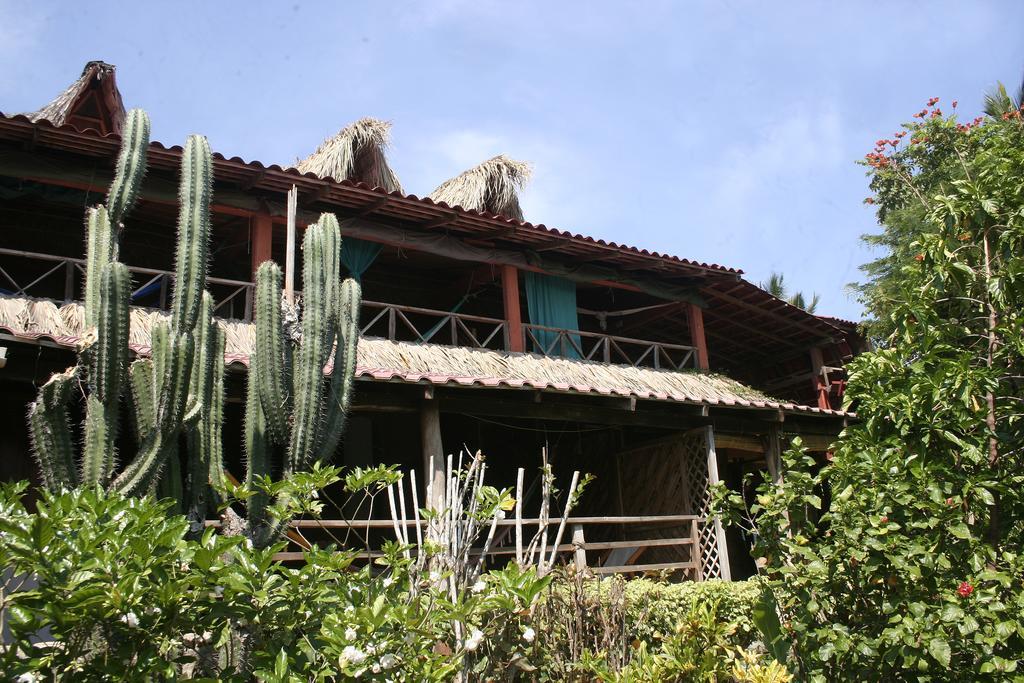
(705, 101, 846, 229)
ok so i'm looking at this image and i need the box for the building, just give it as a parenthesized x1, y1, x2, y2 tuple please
(0, 62, 861, 580)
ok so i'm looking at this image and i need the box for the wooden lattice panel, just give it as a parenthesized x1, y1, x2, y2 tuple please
(612, 430, 726, 578)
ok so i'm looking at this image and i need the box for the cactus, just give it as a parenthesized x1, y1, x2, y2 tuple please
(27, 109, 218, 500)
(107, 108, 150, 229)
(246, 213, 361, 545)
(28, 108, 360, 548)
(27, 368, 78, 491)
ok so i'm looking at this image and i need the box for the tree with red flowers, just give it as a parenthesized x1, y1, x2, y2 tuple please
(716, 98, 1024, 680)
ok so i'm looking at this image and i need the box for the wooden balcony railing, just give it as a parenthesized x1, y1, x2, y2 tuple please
(241, 514, 706, 579)
(523, 323, 697, 371)
(0, 248, 698, 370)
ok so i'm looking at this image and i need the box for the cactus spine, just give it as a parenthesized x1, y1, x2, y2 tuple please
(28, 108, 360, 547)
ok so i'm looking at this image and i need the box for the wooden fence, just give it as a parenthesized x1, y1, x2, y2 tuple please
(264, 514, 705, 580)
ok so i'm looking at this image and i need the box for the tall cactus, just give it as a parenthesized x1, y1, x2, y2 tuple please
(27, 110, 216, 500)
(28, 109, 360, 547)
(246, 213, 361, 545)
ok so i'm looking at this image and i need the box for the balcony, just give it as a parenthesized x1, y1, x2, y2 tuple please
(0, 247, 699, 372)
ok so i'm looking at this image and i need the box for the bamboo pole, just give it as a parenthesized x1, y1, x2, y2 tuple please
(547, 470, 580, 569)
(285, 185, 297, 304)
(515, 467, 524, 566)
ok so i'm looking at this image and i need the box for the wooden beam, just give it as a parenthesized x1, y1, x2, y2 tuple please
(809, 346, 830, 410)
(502, 264, 524, 352)
(685, 303, 710, 370)
(704, 427, 731, 580)
(704, 289, 838, 342)
(420, 400, 445, 514)
(251, 214, 274, 280)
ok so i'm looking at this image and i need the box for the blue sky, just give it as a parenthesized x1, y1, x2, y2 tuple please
(2, 1, 1023, 320)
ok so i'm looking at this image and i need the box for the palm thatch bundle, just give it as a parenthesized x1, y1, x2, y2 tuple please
(26, 61, 126, 134)
(0, 295, 785, 409)
(428, 155, 532, 221)
(296, 118, 403, 192)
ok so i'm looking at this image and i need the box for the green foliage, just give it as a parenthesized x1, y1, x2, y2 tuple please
(1, 483, 777, 681)
(620, 577, 761, 647)
(717, 99, 1024, 681)
(760, 271, 820, 314)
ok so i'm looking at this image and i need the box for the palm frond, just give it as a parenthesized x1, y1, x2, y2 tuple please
(296, 118, 402, 193)
(984, 82, 1015, 118)
(428, 155, 533, 221)
(761, 272, 787, 299)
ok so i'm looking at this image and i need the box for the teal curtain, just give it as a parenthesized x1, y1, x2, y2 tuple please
(524, 272, 581, 358)
(341, 238, 383, 281)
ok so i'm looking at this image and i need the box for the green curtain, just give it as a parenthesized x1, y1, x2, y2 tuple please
(523, 271, 581, 358)
(341, 237, 383, 281)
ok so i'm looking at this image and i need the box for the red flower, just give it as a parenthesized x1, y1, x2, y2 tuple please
(952, 100, 958, 108)
(957, 581, 974, 598)
(880, 516, 889, 523)
(927, 97, 939, 106)
(914, 254, 925, 261)
(946, 497, 955, 505)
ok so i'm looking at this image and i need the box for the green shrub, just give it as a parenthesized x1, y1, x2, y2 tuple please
(1, 483, 775, 681)
(622, 577, 761, 647)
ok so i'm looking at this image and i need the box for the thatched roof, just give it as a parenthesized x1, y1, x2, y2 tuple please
(428, 155, 532, 221)
(295, 118, 403, 193)
(26, 61, 126, 135)
(0, 295, 848, 417)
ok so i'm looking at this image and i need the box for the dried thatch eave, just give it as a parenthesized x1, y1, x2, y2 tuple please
(296, 117, 403, 193)
(428, 155, 532, 221)
(26, 61, 125, 135)
(0, 295, 851, 417)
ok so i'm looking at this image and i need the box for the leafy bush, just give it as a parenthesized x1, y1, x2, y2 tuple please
(1, 483, 778, 681)
(716, 98, 1024, 681)
(621, 577, 761, 647)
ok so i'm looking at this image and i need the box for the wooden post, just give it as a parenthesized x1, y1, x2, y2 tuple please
(251, 214, 274, 281)
(809, 346, 830, 410)
(686, 303, 710, 370)
(285, 186, 297, 304)
(501, 264, 524, 352)
(765, 424, 784, 486)
(420, 400, 445, 513)
(572, 523, 588, 571)
(690, 517, 703, 581)
(704, 426, 731, 580)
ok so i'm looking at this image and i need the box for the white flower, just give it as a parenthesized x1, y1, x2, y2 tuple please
(16, 672, 41, 683)
(429, 571, 441, 583)
(345, 626, 358, 641)
(366, 644, 376, 654)
(496, 509, 506, 520)
(119, 612, 139, 628)
(213, 585, 224, 597)
(522, 627, 536, 643)
(464, 628, 484, 652)
(380, 653, 398, 670)
(471, 580, 486, 594)
(372, 664, 381, 674)
(311, 489, 319, 499)
(340, 645, 367, 666)
(382, 576, 395, 588)
(345, 605, 355, 614)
